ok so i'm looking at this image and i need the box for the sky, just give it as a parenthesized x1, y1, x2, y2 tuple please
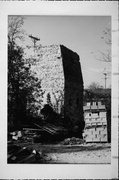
(22, 16, 111, 88)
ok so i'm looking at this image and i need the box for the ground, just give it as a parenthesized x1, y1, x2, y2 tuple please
(16, 142, 111, 164)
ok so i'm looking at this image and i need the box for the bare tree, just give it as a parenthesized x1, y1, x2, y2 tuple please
(101, 27, 111, 45)
(8, 16, 25, 45)
(88, 82, 103, 91)
(97, 27, 111, 63)
(52, 90, 64, 114)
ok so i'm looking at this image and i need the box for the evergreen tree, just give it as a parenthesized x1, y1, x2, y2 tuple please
(8, 16, 43, 130)
(46, 93, 52, 107)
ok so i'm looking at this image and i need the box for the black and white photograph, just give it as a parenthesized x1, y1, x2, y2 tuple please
(0, 1, 118, 179)
(8, 15, 112, 164)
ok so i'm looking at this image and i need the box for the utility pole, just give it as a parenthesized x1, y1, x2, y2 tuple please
(103, 72, 107, 89)
(29, 35, 40, 53)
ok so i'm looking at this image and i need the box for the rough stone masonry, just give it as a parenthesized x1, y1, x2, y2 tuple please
(29, 44, 84, 137)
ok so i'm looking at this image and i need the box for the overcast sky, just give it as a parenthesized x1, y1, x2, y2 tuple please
(22, 16, 111, 88)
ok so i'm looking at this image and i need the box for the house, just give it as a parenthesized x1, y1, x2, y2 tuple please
(83, 101, 108, 142)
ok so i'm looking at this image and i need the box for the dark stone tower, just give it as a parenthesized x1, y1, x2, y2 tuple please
(60, 45, 84, 138)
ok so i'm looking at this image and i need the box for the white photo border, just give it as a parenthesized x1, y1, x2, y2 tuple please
(0, 1, 118, 179)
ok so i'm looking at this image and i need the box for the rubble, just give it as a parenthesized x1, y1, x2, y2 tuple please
(61, 137, 85, 145)
(10, 131, 22, 141)
(8, 143, 45, 163)
(8, 121, 68, 149)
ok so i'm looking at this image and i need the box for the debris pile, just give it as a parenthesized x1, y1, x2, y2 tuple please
(8, 128, 41, 144)
(8, 143, 44, 163)
(8, 122, 68, 144)
(61, 137, 85, 145)
(23, 128, 42, 143)
(9, 131, 23, 141)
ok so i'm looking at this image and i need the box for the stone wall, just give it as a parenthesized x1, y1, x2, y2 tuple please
(31, 45, 64, 113)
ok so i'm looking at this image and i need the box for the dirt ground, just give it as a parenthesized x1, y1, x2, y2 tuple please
(18, 142, 111, 164)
